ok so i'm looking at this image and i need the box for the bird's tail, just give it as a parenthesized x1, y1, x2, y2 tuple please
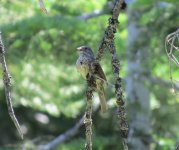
(96, 80, 108, 113)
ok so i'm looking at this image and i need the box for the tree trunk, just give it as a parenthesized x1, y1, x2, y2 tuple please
(126, 0, 152, 149)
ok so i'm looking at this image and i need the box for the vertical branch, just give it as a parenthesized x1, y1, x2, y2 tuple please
(84, 74, 95, 150)
(96, 0, 125, 62)
(0, 33, 23, 139)
(95, 0, 128, 149)
(108, 41, 128, 150)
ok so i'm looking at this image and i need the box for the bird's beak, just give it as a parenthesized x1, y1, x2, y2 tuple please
(77, 47, 82, 51)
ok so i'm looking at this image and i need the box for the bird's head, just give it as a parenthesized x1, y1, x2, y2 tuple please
(76, 46, 92, 55)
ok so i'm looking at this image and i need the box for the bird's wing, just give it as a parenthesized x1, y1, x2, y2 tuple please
(94, 63, 107, 81)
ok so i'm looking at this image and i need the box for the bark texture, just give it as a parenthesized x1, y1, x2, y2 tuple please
(126, 1, 152, 149)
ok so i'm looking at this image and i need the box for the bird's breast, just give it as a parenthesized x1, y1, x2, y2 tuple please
(76, 56, 89, 79)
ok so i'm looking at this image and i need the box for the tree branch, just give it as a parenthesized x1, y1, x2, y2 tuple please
(108, 40, 128, 150)
(39, 116, 84, 150)
(95, 0, 129, 149)
(0, 32, 23, 139)
(84, 74, 95, 150)
(39, 103, 101, 150)
(140, 75, 179, 91)
(38, 0, 48, 14)
(77, 10, 109, 20)
(95, 0, 126, 62)
(77, 1, 115, 20)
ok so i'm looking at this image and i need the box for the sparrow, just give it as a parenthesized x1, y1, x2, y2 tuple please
(76, 46, 108, 112)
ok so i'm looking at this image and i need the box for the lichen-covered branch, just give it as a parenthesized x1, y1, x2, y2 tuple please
(94, 0, 128, 149)
(84, 74, 95, 150)
(96, 0, 125, 62)
(0, 33, 23, 139)
(108, 41, 128, 150)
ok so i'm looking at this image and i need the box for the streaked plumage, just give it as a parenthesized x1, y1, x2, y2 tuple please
(76, 46, 107, 112)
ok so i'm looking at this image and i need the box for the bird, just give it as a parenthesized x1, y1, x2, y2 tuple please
(76, 46, 108, 112)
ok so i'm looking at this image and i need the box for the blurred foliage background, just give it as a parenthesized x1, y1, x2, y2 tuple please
(0, 0, 179, 150)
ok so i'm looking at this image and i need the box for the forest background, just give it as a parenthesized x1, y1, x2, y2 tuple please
(0, 0, 179, 150)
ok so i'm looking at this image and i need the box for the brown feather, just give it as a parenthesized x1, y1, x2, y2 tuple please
(96, 79, 108, 112)
(94, 63, 107, 81)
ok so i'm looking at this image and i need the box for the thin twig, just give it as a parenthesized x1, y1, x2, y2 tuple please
(165, 29, 179, 66)
(0, 33, 23, 139)
(165, 29, 179, 98)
